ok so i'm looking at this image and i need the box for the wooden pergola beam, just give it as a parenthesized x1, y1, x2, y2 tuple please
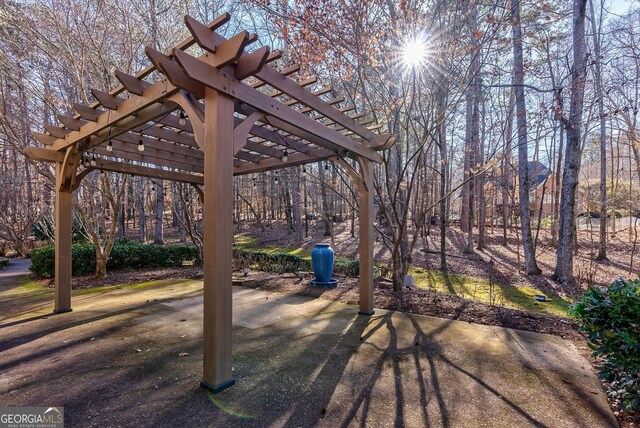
(52, 81, 179, 151)
(174, 48, 382, 162)
(183, 16, 384, 145)
(92, 161, 204, 185)
(233, 151, 329, 175)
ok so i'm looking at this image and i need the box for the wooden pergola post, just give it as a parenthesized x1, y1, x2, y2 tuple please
(54, 161, 72, 314)
(201, 87, 235, 393)
(357, 158, 374, 315)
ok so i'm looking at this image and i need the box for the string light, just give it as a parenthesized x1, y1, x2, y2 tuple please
(282, 149, 288, 163)
(138, 136, 145, 152)
(179, 110, 186, 126)
(91, 153, 97, 167)
(107, 140, 113, 152)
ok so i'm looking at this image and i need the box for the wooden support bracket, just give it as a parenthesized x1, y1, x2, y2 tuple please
(233, 112, 264, 155)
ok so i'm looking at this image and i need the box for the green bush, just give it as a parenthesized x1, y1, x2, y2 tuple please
(30, 240, 199, 278)
(30, 242, 360, 279)
(232, 249, 359, 276)
(570, 278, 640, 412)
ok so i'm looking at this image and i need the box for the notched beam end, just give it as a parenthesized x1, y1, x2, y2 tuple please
(115, 70, 150, 96)
(73, 103, 101, 121)
(91, 89, 124, 110)
(32, 131, 58, 146)
(184, 15, 219, 54)
(212, 31, 251, 68)
(366, 134, 396, 151)
(266, 50, 282, 63)
(146, 46, 205, 99)
(235, 46, 270, 80)
(24, 146, 64, 163)
(45, 123, 72, 138)
(56, 114, 82, 131)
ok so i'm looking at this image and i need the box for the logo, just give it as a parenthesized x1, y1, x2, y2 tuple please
(0, 407, 64, 428)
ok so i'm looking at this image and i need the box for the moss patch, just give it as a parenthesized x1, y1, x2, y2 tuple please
(234, 235, 312, 260)
(409, 267, 571, 318)
(10, 277, 193, 297)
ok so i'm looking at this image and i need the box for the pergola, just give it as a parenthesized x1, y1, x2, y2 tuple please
(25, 13, 395, 394)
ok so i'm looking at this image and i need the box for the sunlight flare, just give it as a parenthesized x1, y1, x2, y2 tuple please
(401, 35, 429, 70)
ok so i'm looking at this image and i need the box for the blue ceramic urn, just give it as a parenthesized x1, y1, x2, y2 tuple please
(311, 243, 334, 283)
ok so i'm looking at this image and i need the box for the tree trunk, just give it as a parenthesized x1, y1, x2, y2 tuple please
(461, 88, 472, 234)
(551, 124, 564, 246)
(320, 161, 331, 236)
(96, 250, 107, 279)
(589, 0, 607, 260)
(436, 86, 449, 270)
(502, 89, 515, 246)
(291, 167, 303, 244)
(511, 0, 541, 275)
(137, 177, 146, 243)
(554, 0, 588, 285)
(465, 7, 480, 252)
(477, 80, 486, 250)
(154, 179, 164, 245)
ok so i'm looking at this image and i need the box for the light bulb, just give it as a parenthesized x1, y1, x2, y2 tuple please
(282, 149, 288, 163)
(91, 155, 97, 167)
(138, 138, 145, 152)
(179, 110, 186, 126)
(106, 140, 113, 152)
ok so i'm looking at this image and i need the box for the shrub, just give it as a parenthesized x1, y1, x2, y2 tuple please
(570, 278, 640, 412)
(31, 242, 360, 279)
(30, 241, 199, 278)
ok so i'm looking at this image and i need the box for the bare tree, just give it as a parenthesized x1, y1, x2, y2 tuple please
(511, 0, 541, 275)
(554, 0, 589, 285)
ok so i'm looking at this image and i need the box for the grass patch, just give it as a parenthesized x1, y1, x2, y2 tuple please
(410, 267, 571, 317)
(18, 276, 48, 290)
(235, 235, 311, 260)
(9, 277, 192, 298)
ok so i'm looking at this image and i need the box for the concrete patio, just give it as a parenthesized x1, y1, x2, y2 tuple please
(0, 273, 617, 427)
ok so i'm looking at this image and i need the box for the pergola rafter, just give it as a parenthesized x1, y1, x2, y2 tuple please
(25, 12, 396, 394)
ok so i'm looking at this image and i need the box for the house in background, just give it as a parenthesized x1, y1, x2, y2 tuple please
(484, 161, 557, 225)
